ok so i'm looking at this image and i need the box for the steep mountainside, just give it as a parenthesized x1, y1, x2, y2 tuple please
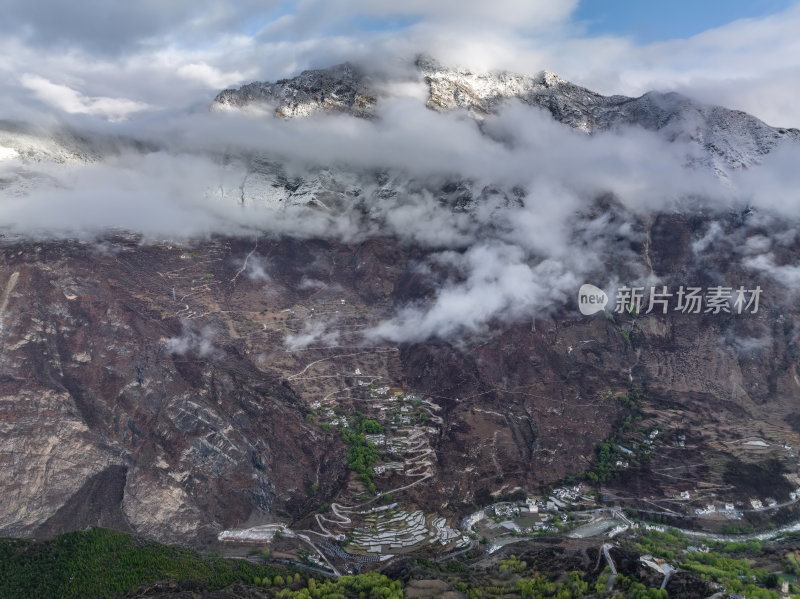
(1, 57, 800, 557)
(215, 56, 800, 176)
(0, 238, 345, 545)
(2, 215, 800, 546)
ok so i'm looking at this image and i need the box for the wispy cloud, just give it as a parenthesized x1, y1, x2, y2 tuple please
(165, 321, 219, 357)
(20, 74, 150, 121)
(2, 1, 800, 345)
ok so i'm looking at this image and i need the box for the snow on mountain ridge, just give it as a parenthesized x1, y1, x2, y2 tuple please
(214, 56, 800, 176)
(213, 62, 376, 119)
(0, 122, 100, 165)
(417, 56, 800, 176)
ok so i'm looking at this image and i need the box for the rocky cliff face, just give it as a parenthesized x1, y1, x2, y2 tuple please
(0, 233, 636, 541)
(2, 213, 799, 543)
(0, 239, 346, 546)
(1, 57, 800, 548)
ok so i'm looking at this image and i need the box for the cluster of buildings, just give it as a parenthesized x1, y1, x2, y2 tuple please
(552, 485, 583, 502)
(519, 486, 585, 515)
(750, 497, 779, 510)
(464, 490, 594, 539)
(722, 503, 743, 519)
(676, 485, 800, 518)
(526, 520, 556, 533)
(493, 504, 520, 518)
(368, 386, 407, 400)
(694, 504, 717, 516)
(693, 502, 742, 518)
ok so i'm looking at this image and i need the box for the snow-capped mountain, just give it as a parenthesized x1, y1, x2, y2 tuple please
(0, 121, 159, 199)
(213, 62, 376, 119)
(419, 56, 800, 175)
(4, 55, 800, 565)
(215, 56, 800, 177)
(0, 122, 99, 198)
(0, 121, 100, 165)
(1, 55, 798, 229)
(2, 56, 797, 213)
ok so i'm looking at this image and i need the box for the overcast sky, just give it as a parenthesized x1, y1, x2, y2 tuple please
(2, 0, 800, 126)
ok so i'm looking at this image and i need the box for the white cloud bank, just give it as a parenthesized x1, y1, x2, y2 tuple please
(1, 1, 800, 344)
(0, 1, 799, 125)
(20, 74, 150, 121)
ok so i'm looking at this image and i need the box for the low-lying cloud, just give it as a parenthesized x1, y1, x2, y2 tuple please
(165, 321, 219, 357)
(284, 318, 341, 350)
(2, 2, 800, 346)
(0, 68, 798, 343)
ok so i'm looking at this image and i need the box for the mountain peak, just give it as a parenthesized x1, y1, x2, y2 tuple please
(213, 61, 376, 119)
(214, 56, 799, 175)
(541, 69, 567, 86)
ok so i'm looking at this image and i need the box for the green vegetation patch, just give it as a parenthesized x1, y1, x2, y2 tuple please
(0, 527, 286, 599)
(274, 570, 402, 598)
(340, 413, 384, 494)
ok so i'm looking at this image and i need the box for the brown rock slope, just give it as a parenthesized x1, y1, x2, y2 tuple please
(1, 212, 799, 545)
